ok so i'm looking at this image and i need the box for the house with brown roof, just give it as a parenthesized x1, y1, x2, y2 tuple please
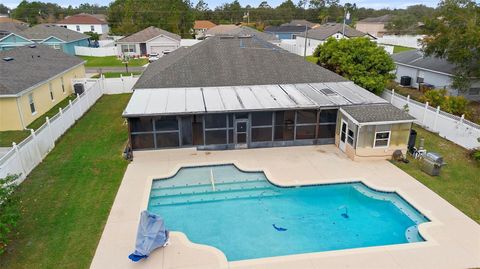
(56, 13, 109, 35)
(355, 14, 393, 37)
(116, 26, 181, 56)
(193, 20, 216, 39)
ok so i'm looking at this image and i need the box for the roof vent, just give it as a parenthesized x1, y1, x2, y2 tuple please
(319, 88, 337, 96)
(2, 57, 14, 62)
(219, 35, 235, 39)
(29, 44, 36, 48)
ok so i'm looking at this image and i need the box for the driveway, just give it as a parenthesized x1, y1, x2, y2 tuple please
(91, 145, 480, 269)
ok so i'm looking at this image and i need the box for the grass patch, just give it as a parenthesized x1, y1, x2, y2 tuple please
(393, 125, 480, 223)
(80, 56, 148, 67)
(27, 95, 77, 130)
(305, 56, 319, 64)
(91, 72, 142, 78)
(0, 131, 30, 147)
(0, 94, 131, 269)
(393, 45, 415, 53)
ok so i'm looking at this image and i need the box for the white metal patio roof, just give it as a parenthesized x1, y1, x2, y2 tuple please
(123, 82, 387, 117)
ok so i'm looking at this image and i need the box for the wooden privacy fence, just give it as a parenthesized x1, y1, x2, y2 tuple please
(382, 89, 480, 149)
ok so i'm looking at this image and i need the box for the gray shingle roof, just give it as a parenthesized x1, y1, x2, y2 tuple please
(358, 15, 393, 23)
(342, 103, 415, 123)
(282, 20, 318, 28)
(391, 50, 456, 75)
(264, 25, 309, 33)
(117, 26, 181, 43)
(205, 25, 279, 42)
(21, 24, 89, 42)
(299, 23, 369, 40)
(0, 44, 84, 96)
(133, 36, 346, 89)
(0, 22, 29, 36)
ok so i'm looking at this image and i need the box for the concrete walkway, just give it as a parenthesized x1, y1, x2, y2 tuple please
(90, 145, 480, 269)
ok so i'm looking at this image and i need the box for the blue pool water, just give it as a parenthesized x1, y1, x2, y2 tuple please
(148, 164, 429, 261)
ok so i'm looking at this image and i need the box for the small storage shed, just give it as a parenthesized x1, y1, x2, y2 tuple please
(336, 104, 416, 160)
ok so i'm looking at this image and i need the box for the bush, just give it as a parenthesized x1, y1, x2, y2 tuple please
(421, 89, 470, 117)
(469, 149, 480, 163)
(0, 174, 20, 255)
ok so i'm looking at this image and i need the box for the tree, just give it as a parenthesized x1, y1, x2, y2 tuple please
(11, 0, 63, 25)
(313, 38, 395, 94)
(258, 1, 271, 9)
(0, 4, 10, 14)
(421, 0, 480, 92)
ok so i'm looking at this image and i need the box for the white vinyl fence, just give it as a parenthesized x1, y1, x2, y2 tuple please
(0, 75, 138, 184)
(383, 89, 480, 149)
(376, 35, 424, 49)
(0, 79, 104, 183)
(75, 46, 118, 56)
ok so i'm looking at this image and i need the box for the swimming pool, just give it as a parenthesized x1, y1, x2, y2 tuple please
(148, 164, 429, 261)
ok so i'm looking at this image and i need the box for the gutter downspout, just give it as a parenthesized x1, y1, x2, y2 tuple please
(15, 97, 26, 129)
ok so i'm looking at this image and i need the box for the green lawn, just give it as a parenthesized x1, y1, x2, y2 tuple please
(393, 45, 416, 53)
(0, 94, 131, 269)
(91, 72, 142, 78)
(305, 56, 319, 64)
(80, 56, 148, 67)
(394, 125, 480, 223)
(0, 95, 76, 147)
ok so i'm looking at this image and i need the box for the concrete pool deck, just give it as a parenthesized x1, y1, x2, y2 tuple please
(90, 145, 480, 269)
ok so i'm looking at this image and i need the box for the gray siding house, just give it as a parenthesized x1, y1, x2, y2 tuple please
(392, 50, 480, 101)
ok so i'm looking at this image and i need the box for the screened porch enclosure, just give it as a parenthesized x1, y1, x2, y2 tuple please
(128, 109, 338, 150)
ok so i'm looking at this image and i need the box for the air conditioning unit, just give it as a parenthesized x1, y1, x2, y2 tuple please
(400, 76, 412, 86)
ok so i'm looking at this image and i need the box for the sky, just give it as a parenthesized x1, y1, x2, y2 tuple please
(3, 0, 442, 10)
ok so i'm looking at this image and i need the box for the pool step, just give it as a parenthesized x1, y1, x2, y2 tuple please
(405, 225, 423, 243)
(149, 183, 278, 206)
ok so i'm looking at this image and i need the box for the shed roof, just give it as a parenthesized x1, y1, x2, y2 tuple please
(298, 23, 369, 41)
(21, 24, 89, 42)
(0, 44, 84, 96)
(341, 103, 415, 124)
(391, 50, 456, 75)
(194, 20, 217, 29)
(117, 26, 181, 43)
(134, 36, 347, 90)
(123, 82, 387, 117)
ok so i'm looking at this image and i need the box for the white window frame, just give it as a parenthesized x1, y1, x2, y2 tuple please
(90, 25, 95, 31)
(49, 82, 55, 102)
(76, 25, 80, 31)
(28, 93, 36, 115)
(49, 44, 61, 50)
(374, 131, 391, 148)
(347, 128, 355, 146)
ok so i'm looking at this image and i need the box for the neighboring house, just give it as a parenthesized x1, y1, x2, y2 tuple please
(205, 25, 279, 44)
(355, 14, 393, 38)
(193, 20, 217, 39)
(0, 21, 30, 50)
(0, 45, 85, 131)
(392, 50, 480, 101)
(116, 26, 180, 56)
(123, 36, 415, 161)
(56, 13, 110, 35)
(264, 25, 310, 40)
(0, 22, 29, 37)
(296, 23, 374, 55)
(281, 19, 320, 29)
(20, 24, 91, 55)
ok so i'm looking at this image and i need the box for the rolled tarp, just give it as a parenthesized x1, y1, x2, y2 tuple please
(128, 210, 169, 262)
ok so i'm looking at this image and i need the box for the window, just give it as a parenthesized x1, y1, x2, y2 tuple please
(205, 114, 226, 128)
(204, 114, 230, 145)
(469, 88, 480, 96)
(251, 112, 272, 126)
(28, 93, 36, 114)
(49, 82, 54, 101)
(130, 117, 154, 132)
(374, 131, 391, 148)
(76, 25, 80, 31)
(155, 116, 178, 131)
(61, 77, 65, 93)
(121, 44, 136, 53)
(49, 44, 61, 50)
(296, 110, 316, 124)
(347, 129, 355, 145)
(90, 25, 95, 31)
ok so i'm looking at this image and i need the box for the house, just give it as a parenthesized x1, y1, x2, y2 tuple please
(355, 14, 393, 38)
(0, 45, 85, 131)
(264, 25, 310, 40)
(0, 22, 32, 50)
(392, 50, 480, 100)
(205, 25, 279, 44)
(20, 24, 91, 55)
(0, 22, 29, 37)
(296, 23, 374, 55)
(116, 26, 180, 56)
(56, 13, 109, 35)
(122, 36, 415, 160)
(193, 20, 217, 39)
(281, 19, 320, 29)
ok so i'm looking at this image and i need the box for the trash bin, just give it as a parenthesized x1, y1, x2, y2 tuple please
(421, 152, 445, 176)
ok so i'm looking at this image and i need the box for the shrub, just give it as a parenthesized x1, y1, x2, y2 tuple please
(0, 174, 20, 255)
(421, 89, 471, 117)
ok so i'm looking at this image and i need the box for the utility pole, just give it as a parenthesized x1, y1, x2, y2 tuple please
(342, 6, 350, 37)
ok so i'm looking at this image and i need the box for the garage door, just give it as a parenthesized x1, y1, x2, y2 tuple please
(150, 46, 176, 54)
